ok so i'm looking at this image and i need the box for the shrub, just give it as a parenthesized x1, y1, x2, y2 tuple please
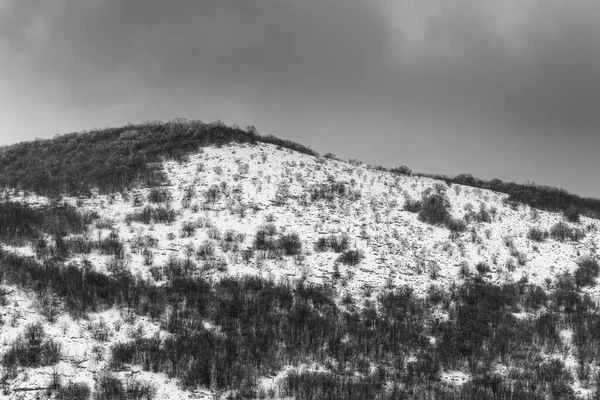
(111, 342, 137, 369)
(142, 248, 154, 266)
(220, 230, 245, 252)
(337, 250, 365, 266)
(124, 377, 158, 400)
(180, 220, 197, 238)
(314, 237, 329, 252)
(564, 206, 581, 223)
(418, 194, 451, 226)
(2, 322, 61, 368)
(126, 205, 176, 224)
(459, 261, 471, 278)
(550, 222, 572, 242)
(278, 233, 302, 256)
(403, 198, 422, 213)
(390, 165, 412, 176)
(329, 233, 350, 253)
(206, 227, 221, 240)
(505, 258, 517, 272)
(550, 222, 585, 242)
(254, 224, 278, 252)
(309, 181, 348, 202)
(528, 227, 548, 242)
(205, 185, 221, 203)
(56, 381, 92, 400)
(67, 234, 95, 254)
(315, 234, 350, 253)
(98, 231, 125, 259)
(94, 371, 125, 400)
(447, 218, 467, 233)
(570, 229, 586, 242)
(574, 257, 599, 288)
(195, 240, 216, 260)
(147, 188, 171, 204)
(476, 262, 491, 275)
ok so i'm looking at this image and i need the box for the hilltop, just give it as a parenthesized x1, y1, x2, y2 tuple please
(0, 121, 600, 399)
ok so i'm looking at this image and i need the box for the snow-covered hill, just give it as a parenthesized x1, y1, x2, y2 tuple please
(1, 142, 599, 399)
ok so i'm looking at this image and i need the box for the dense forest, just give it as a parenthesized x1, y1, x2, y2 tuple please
(0, 119, 316, 197)
(1, 200, 600, 399)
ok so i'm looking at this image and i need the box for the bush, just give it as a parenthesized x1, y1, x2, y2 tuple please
(564, 206, 581, 223)
(205, 185, 221, 203)
(329, 233, 350, 253)
(337, 250, 365, 266)
(309, 181, 355, 202)
(447, 218, 467, 233)
(528, 227, 548, 242)
(314, 237, 329, 252)
(459, 261, 471, 278)
(56, 381, 92, 400)
(278, 233, 302, 256)
(550, 222, 585, 242)
(418, 194, 451, 226)
(253, 224, 278, 252)
(2, 322, 61, 368)
(94, 371, 125, 400)
(465, 205, 493, 223)
(142, 248, 154, 266)
(147, 188, 171, 204)
(98, 231, 125, 259)
(195, 240, 216, 260)
(126, 205, 176, 224)
(403, 198, 422, 213)
(574, 257, 599, 288)
(221, 230, 245, 253)
(476, 262, 491, 275)
(314, 234, 350, 253)
(180, 220, 197, 238)
(390, 165, 412, 176)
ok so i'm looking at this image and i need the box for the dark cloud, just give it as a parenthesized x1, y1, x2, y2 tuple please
(1, 0, 391, 106)
(403, 0, 600, 136)
(1, 0, 600, 196)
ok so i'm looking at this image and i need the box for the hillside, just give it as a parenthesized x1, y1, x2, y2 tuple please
(1, 123, 600, 399)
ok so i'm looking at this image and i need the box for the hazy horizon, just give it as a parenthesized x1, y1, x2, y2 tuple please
(2, 0, 599, 197)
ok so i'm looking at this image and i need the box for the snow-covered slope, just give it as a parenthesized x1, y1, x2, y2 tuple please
(1, 142, 599, 398)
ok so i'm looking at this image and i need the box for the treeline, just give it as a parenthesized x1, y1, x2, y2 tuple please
(416, 172, 600, 219)
(0, 119, 317, 196)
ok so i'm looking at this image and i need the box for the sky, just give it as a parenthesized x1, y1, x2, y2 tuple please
(1, 0, 599, 197)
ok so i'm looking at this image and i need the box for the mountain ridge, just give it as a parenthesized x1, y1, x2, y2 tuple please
(1, 119, 598, 219)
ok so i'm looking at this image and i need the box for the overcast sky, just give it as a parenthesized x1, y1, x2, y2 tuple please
(1, 0, 599, 197)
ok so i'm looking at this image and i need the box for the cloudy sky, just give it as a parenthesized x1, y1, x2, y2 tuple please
(1, 0, 599, 197)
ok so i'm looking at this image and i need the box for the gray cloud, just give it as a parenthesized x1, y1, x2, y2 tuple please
(1, 0, 600, 196)
(404, 0, 600, 136)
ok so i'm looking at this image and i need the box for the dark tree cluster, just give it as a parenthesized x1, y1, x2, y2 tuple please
(3, 240, 600, 399)
(315, 233, 351, 253)
(0, 120, 317, 197)
(549, 221, 585, 242)
(252, 224, 303, 257)
(2, 322, 61, 369)
(308, 181, 360, 202)
(417, 172, 600, 219)
(125, 205, 177, 225)
(0, 201, 93, 244)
